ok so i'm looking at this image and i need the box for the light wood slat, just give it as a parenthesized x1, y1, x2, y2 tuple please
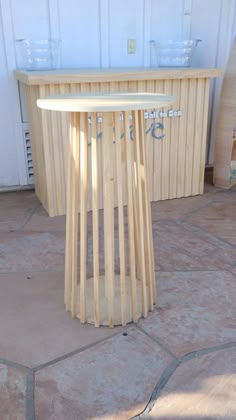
(91, 112, 100, 327)
(49, 84, 66, 214)
(91, 82, 104, 210)
(144, 80, 154, 198)
(39, 85, 57, 216)
(59, 83, 70, 201)
(124, 111, 137, 322)
(66, 112, 80, 316)
(192, 79, 205, 195)
(102, 112, 115, 328)
(169, 80, 181, 199)
(199, 79, 210, 193)
(161, 80, 172, 200)
(81, 83, 92, 212)
(177, 79, 189, 198)
(114, 111, 127, 326)
(132, 110, 148, 317)
(79, 112, 88, 322)
(138, 110, 155, 308)
(185, 79, 197, 196)
(26, 86, 47, 209)
(64, 113, 74, 309)
(153, 80, 164, 201)
(109, 81, 119, 92)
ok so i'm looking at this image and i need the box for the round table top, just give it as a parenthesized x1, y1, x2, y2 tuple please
(37, 92, 175, 112)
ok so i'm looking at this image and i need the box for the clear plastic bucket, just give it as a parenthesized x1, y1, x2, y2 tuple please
(150, 39, 202, 67)
(15, 39, 61, 70)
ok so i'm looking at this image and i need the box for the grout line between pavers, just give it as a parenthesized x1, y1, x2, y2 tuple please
(18, 202, 42, 231)
(154, 268, 231, 273)
(26, 370, 35, 420)
(184, 220, 236, 249)
(135, 325, 176, 359)
(0, 357, 30, 373)
(33, 328, 124, 372)
(131, 358, 180, 419)
(131, 340, 236, 419)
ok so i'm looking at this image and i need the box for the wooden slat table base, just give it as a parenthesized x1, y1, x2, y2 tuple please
(37, 92, 175, 328)
(64, 110, 155, 327)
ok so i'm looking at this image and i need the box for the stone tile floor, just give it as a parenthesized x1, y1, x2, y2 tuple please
(0, 177, 235, 419)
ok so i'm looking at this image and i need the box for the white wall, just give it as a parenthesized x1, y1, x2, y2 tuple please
(0, 0, 236, 187)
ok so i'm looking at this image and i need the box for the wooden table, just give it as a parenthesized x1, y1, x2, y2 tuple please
(37, 92, 175, 327)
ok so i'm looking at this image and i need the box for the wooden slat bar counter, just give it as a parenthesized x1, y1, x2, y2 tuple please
(15, 67, 221, 217)
(37, 92, 175, 327)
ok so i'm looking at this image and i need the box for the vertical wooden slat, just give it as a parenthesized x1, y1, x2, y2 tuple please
(192, 79, 205, 195)
(185, 79, 197, 196)
(143, 79, 154, 200)
(153, 80, 164, 201)
(199, 79, 210, 193)
(102, 112, 114, 328)
(138, 110, 155, 307)
(161, 80, 172, 200)
(124, 111, 137, 322)
(91, 112, 100, 327)
(177, 79, 189, 198)
(65, 112, 80, 316)
(49, 84, 66, 214)
(39, 85, 57, 216)
(79, 112, 88, 323)
(168, 80, 181, 199)
(132, 110, 148, 317)
(114, 111, 126, 326)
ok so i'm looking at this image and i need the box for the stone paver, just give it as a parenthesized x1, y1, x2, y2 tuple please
(0, 231, 65, 272)
(0, 272, 120, 367)
(139, 271, 236, 357)
(0, 364, 27, 420)
(35, 327, 172, 420)
(148, 348, 236, 419)
(0, 190, 38, 232)
(153, 222, 236, 271)
(187, 189, 236, 246)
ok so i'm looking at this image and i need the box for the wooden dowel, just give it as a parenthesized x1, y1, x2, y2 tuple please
(124, 111, 137, 322)
(67, 112, 80, 317)
(79, 112, 88, 323)
(91, 112, 100, 327)
(132, 110, 148, 317)
(102, 112, 114, 328)
(114, 111, 126, 326)
(138, 110, 155, 307)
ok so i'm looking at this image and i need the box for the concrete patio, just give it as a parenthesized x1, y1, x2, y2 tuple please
(0, 174, 235, 419)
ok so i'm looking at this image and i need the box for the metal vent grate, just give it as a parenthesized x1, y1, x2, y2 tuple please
(23, 129, 34, 184)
